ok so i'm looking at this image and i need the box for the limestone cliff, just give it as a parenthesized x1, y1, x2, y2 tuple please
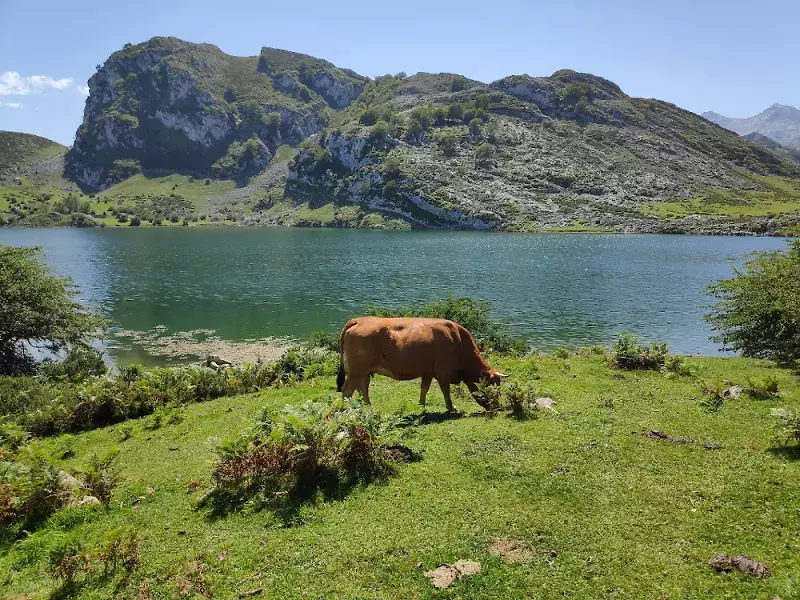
(66, 37, 365, 189)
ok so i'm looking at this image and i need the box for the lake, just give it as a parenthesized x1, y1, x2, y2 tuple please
(0, 228, 788, 364)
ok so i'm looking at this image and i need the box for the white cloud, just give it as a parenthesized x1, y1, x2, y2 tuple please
(0, 71, 73, 95)
(77, 84, 90, 96)
(2, 102, 24, 108)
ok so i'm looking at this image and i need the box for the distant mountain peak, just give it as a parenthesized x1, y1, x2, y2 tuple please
(704, 103, 800, 149)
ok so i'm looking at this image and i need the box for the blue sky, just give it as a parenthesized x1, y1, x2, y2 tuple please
(1, 0, 797, 145)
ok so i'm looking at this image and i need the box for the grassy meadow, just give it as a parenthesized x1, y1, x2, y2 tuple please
(2, 352, 799, 599)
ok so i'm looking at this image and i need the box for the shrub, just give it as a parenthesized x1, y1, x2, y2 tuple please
(501, 381, 539, 420)
(48, 528, 139, 591)
(552, 348, 570, 359)
(129, 216, 141, 227)
(307, 330, 339, 353)
(706, 242, 800, 365)
(117, 213, 129, 223)
(609, 334, 668, 370)
(475, 142, 494, 167)
(365, 296, 527, 355)
(699, 381, 726, 413)
(468, 117, 482, 139)
(744, 375, 780, 400)
(39, 346, 107, 382)
(79, 449, 120, 504)
(369, 120, 390, 145)
(433, 129, 457, 157)
(0, 246, 107, 375)
(446, 103, 464, 121)
(117, 423, 134, 442)
(209, 398, 398, 508)
(662, 355, 693, 377)
(359, 108, 379, 126)
(1, 342, 339, 438)
(771, 408, 800, 444)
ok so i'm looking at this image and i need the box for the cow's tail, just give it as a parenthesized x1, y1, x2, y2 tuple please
(336, 319, 357, 392)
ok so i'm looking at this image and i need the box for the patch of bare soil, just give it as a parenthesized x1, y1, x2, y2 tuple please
(424, 559, 482, 588)
(488, 537, 534, 564)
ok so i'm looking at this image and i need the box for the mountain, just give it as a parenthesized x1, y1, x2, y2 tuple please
(741, 132, 800, 163)
(4, 37, 800, 234)
(703, 104, 800, 150)
(66, 37, 366, 189)
(0, 131, 66, 173)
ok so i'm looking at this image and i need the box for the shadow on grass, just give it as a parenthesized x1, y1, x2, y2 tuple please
(196, 464, 402, 526)
(767, 445, 800, 461)
(394, 410, 465, 428)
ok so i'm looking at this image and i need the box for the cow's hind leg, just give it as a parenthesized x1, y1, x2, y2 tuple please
(340, 374, 360, 399)
(437, 378, 456, 412)
(419, 375, 432, 408)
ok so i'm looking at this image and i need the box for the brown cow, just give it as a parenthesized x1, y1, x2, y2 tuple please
(336, 316, 506, 411)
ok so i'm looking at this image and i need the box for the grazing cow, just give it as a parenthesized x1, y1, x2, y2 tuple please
(336, 316, 506, 411)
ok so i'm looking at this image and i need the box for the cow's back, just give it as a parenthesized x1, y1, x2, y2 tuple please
(342, 317, 462, 380)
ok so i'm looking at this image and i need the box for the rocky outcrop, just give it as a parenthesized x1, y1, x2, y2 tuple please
(66, 37, 367, 190)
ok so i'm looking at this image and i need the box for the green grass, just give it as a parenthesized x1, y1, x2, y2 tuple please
(2, 355, 799, 598)
(101, 173, 238, 214)
(643, 176, 800, 218)
(273, 144, 296, 164)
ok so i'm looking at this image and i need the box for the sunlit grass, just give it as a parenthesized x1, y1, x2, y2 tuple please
(2, 355, 798, 598)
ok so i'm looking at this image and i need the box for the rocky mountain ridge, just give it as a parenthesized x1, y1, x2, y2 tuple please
(703, 104, 800, 150)
(3, 37, 800, 234)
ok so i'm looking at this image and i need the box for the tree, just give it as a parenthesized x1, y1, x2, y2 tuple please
(706, 241, 800, 364)
(359, 108, 379, 126)
(446, 103, 464, 121)
(475, 142, 494, 167)
(434, 129, 457, 157)
(468, 118, 482, 139)
(0, 245, 107, 374)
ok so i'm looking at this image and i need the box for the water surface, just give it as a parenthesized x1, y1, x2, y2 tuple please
(0, 228, 788, 363)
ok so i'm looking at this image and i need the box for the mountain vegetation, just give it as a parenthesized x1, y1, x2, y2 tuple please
(2, 38, 800, 233)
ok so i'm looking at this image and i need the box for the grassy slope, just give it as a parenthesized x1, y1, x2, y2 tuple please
(2, 355, 799, 599)
(643, 176, 800, 218)
(0, 131, 66, 172)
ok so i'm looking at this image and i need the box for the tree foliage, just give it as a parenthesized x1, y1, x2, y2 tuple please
(0, 245, 107, 374)
(706, 241, 800, 364)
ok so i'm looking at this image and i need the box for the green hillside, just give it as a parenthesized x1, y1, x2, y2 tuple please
(1, 353, 799, 598)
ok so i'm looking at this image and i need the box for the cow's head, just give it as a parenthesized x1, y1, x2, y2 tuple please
(485, 370, 508, 386)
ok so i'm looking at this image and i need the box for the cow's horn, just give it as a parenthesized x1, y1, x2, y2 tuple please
(495, 371, 509, 378)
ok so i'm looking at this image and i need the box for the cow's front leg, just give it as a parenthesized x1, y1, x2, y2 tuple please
(437, 378, 455, 412)
(358, 374, 371, 405)
(419, 375, 432, 408)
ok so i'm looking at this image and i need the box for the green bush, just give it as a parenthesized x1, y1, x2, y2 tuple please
(0, 343, 338, 437)
(501, 381, 539, 420)
(433, 129, 457, 157)
(609, 334, 668, 370)
(706, 242, 800, 365)
(208, 398, 399, 510)
(0, 245, 107, 375)
(78, 449, 120, 504)
(359, 108, 379, 126)
(446, 103, 464, 121)
(771, 408, 800, 444)
(39, 346, 107, 382)
(365, 295, 527, 355)
(744, 375, 780, 400)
